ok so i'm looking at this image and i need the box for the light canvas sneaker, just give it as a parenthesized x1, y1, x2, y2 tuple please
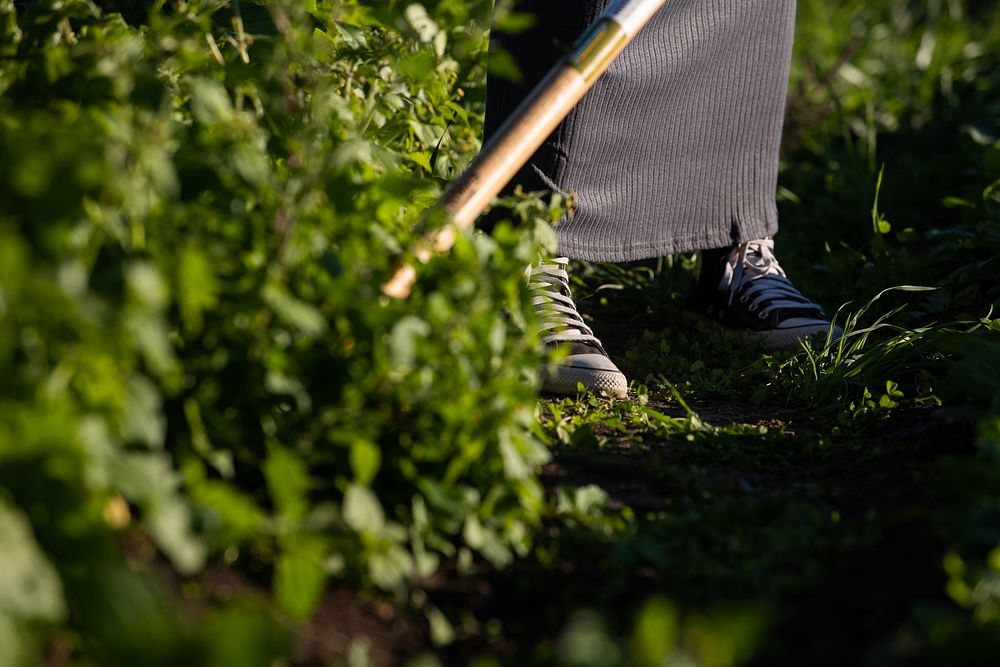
(689, 239, 843, 352)
(527, 257, 629, 399)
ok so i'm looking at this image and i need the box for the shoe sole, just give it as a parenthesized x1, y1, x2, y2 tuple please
(681, 310, 841, 352)
(539, 364, 629, 400)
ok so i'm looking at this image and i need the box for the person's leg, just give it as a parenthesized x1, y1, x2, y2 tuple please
(486, 0, 837, 396)
(487, 0, 795, 259)
(486, 0, 632, 398)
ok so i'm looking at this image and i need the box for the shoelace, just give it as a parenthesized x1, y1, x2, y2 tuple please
(720, 239, 824, 319)
(527, 257, 603, 348)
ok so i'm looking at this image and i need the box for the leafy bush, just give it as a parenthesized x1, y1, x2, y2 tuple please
(0, 0, 557, 662)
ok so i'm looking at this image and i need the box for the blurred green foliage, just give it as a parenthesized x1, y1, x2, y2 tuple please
(0, 0, 558, 663)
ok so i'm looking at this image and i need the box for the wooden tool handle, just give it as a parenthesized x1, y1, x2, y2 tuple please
(382, 0, 667, 299)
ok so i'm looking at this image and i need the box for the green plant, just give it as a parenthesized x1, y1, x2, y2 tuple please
(0, 0, 559, 662)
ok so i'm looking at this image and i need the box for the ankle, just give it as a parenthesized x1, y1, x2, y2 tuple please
(697, 246, 731, 293)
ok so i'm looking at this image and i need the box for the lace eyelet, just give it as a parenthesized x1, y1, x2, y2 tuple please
(739, 295, 749, 304)
(758, 312, 767, 319)
(748, 303, 758, 312)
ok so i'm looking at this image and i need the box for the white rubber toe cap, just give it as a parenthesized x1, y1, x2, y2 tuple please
(540, 354, 629, 399)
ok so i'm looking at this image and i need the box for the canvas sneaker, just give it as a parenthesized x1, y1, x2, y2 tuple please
(527, 257, 629, 399)
(687, 239, 842, 352)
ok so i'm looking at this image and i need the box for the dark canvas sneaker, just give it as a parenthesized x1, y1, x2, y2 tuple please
(687, 239, 842, 352)
(528, 257, 629, 399)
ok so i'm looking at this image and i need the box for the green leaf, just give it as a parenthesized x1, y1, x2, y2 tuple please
(274, 542, 327, 620)
(335, 22, 368, 49)
(126, 261, 169, 309)
(188, 77, 234, 125)
(343, 484, 385, 534)
(404, 4, 439, 42)
(147, 497, 207, 575)
(408, 151, 433, 173)
(398, 49, 437, 80)
(176, 245, 219, 333)
(262, 284, 327, 339)
(191, 480, 266, 545)
(885, 380, 904, 399)
(486, 48, 523, 83)
(265, 372, 313, 414)
(264, 448, 311, 523)
(350, 439, 381, 486)
(121, 375, 165, 448)
(494, 11, 537, 34)
(988, 547, 1000, 572)
(630, 597, 677, 667)
(230, 143, 270, 185)
(878, 394, 899, 409)
(388, 316, 431, 371)
(426, 605, 455, 646)
(0, 0, 22, 58)
(110, 453, 205, 574)
(125, 310, 178, 378)
(201, 607, 289, 667)
(0, 502, 66, 623)
(367, 545, 413, 589)
(0, 614, 25, 667)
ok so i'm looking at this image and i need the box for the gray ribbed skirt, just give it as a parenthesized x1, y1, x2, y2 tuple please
(485, 0, 797, 262)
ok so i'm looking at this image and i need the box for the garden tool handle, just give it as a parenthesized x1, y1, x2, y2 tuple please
(382, 0, 668, 299)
